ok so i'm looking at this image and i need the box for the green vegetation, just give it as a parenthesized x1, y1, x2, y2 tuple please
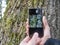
(2, 0, 45, 45)
(1, 0, 60, 45)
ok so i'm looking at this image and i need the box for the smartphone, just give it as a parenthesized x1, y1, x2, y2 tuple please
(29, 8, 43, 38)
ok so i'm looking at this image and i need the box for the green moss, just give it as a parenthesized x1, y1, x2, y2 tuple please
(2, 0, 44, 45)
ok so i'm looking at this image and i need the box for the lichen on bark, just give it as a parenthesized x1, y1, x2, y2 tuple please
(1, 0, 60, 45)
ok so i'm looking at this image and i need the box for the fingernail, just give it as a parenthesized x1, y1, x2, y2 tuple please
(33, 32, 38, 38)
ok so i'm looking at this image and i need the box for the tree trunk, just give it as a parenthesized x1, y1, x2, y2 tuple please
(1, 0, 60, 45)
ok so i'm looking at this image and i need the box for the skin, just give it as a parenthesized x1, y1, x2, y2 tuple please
(20, 16, 51, 45)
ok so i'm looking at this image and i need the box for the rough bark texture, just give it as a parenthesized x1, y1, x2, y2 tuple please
(0, 0, 60, 45)
(47, 0, 60, 39)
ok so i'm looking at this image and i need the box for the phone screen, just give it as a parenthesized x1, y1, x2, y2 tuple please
(29, 9, 43, 38)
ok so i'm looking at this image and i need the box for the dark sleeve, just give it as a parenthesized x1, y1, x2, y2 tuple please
(44, 38, 60, 45)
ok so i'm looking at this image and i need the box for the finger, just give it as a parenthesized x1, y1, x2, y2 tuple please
(42, 16, 49, 28)
(28, 32, 39, 45)
(25, 19, 29, 35)
(36, 38, 41, 45)
(39, 37, 48, 45)
(22, 36, 30, 43)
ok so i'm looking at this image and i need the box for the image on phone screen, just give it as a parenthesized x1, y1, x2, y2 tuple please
(29, 9, 43, 38)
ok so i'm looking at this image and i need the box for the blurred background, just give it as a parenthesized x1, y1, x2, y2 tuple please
(0, 0, 60, 45)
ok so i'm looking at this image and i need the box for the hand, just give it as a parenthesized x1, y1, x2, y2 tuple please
(25, 16, 51, 45)
(39, 16, 51, 45)
(20, 33, 41, 45)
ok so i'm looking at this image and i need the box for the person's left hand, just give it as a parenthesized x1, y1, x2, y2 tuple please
(39, 16, 51, 45)
(19, 33, 41, 45)
(25, 16, 51, 45)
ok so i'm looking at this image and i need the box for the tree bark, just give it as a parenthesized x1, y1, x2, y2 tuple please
(1, 0, 60, 45)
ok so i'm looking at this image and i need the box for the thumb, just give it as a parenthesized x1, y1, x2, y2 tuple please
(43, 16, 49, 28)
(28, 32, 38, 45)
